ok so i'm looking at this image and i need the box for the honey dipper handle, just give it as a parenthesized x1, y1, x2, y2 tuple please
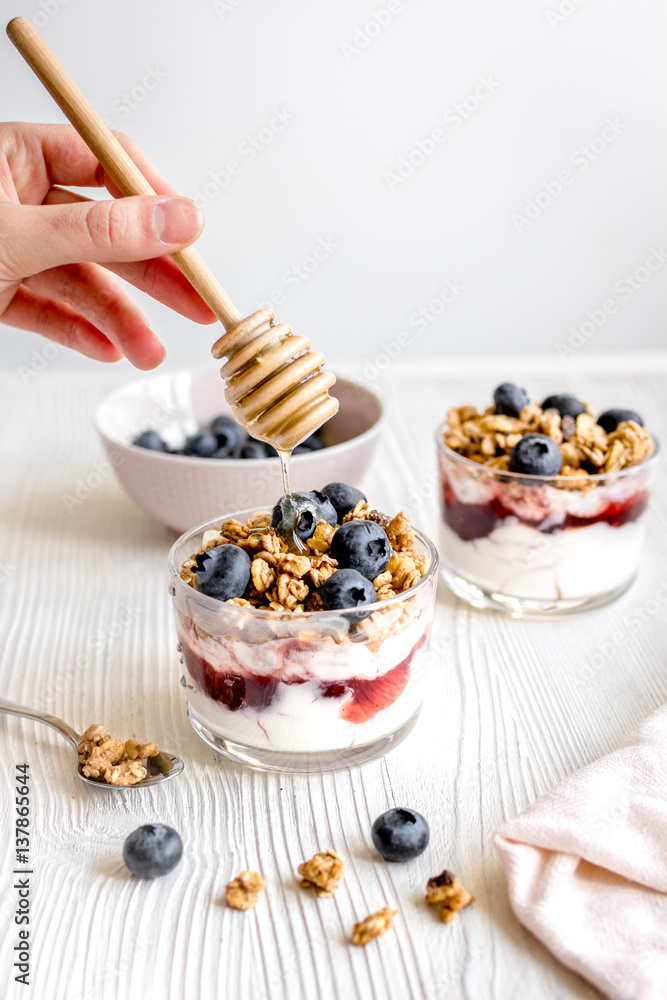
(6, 17, 243, 331)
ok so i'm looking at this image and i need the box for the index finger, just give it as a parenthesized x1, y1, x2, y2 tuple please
(6, 122, 178, 197)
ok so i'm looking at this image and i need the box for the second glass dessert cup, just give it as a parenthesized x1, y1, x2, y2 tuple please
(436, 426, 658, 617)
(168, 509, 439, 772)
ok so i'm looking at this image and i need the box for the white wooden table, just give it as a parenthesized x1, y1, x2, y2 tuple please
(2, 356, 667, 1000)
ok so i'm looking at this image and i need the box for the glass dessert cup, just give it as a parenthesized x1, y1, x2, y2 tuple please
(168, 509, 439, 772)
(436, 425, 658, 618)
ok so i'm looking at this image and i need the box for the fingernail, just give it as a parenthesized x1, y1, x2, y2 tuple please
(154, 198, 204, 245)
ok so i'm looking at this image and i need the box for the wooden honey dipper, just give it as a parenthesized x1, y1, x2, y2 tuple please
(7, 17, 339, 453)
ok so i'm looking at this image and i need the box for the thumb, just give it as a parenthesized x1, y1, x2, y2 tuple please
(0, 195, 204, 278)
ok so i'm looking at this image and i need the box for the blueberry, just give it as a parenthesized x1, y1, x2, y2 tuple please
(321, 483, 367, 522)
(541, 393, 586, 419)
(133, 430, 167, 452)
(122, 823, 183, 879)
(271, 493, 324, 542)
(371, 808, 430, 862)
(330, 520, 390, 580)
(209, 414, 246, 451)
(509, 434, 562, 476)
(211, 448, 233, 459)
(232, 441, 267, 459)
(304, 490, 337, 527)
(183, 431, 219, 458)
(597, 408, 644, 433)
(194, 544, 251, 601)
(300, 433, 325, 451)
(320, 568, 376, 618)
(493, 383, 529, 418)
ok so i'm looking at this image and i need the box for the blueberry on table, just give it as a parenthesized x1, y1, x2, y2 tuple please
(509, 434, 562, 476)
(183, 431, 219, 457)
(209, 414, 247, 451)
(194, 544, 251, 601)
(133, 430, 167, 452)
(493, 383, 529, 418)
(320, 568, 376, 616)
(541, 394, 586, 419)
(597, 408, 644, 433)
(122, 823, 183, 879)
(233, 441, 267, 459)
(321, 483, 367, 522)
(305, 490, 338, 527)
(330, 520, 391, 580)
(371, 808, 430, 862)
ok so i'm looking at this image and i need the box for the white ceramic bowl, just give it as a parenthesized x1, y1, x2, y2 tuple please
(94, 369, 384, 532)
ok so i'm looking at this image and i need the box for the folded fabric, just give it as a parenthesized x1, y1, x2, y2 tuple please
(494, 704, 667, 1000)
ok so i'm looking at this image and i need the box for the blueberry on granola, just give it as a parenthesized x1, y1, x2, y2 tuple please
(541, 393, 586, 419)
(493, 383, 529, 418)
(183, 431, 219, 458)
(331, 520, 391, 580)
(194, 544, 251, 601)
(371, 808, 430, 862)
(322, 483, 367, 522)
(320, 568, 376, 617)
(597, 408, 644, 434)
(305, 490, 338, 527)
(509, 433, 562, 476)
(133, 430, 167, 452)
(123, 823, 183, 879)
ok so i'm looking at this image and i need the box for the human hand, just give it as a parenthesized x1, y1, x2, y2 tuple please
(0, 121, 218, 368)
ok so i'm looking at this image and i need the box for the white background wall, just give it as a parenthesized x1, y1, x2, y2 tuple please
(0, 0, 666, 379)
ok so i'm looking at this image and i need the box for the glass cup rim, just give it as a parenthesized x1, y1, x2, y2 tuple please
(168, 506, 440, 620)
(435, 420, 660, 485)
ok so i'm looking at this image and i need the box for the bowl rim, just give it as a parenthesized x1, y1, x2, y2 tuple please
(94, 369, 385, 467)
(168, 506, 439, 621)
(435, 420, 660, 484)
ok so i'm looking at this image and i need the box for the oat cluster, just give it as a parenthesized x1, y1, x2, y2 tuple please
(225, 870, 266, 911)
(77, 723, 168, 786)
(224, 850, 473, 946)
(180, 503, 427, 613)
(425, 870, 475, 923)
(351, 906, 399, 946)
(444, 403, 653, 479)
(298, 849, 345, 897)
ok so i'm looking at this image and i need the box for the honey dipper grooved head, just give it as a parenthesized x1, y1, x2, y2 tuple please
(211, 309, 339, 451)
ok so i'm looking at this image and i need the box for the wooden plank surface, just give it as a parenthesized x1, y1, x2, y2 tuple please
(2, 360, 667, 1000)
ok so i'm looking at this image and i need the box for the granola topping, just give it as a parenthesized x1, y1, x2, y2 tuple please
(426, 870, 475, 923)
(77, 723, 161, 786)
(298, 849, 345, 896)
(225, 870, 266, 910)
(180, 499, 428, 613)
(443, 397, 653, 484)
(351, 906, 398, 946)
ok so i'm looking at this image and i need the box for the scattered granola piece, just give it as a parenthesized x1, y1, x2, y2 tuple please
(225, 870, 266, 910)
(426, 870, 475, 923)
(351, 906, 398, 946)
(298, 849, 345, 896)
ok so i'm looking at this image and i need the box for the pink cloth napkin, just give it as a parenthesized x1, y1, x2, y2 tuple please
(494, 705, 667, 1000)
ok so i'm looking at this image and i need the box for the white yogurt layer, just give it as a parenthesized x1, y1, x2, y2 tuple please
(181, 613, 427, 684)
(179, 614, 431, 752)
(441, 518, 646, 600)
(186, 662, 426, 752)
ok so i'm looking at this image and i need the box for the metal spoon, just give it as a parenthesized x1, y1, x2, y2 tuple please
(0, 698, 184, 788)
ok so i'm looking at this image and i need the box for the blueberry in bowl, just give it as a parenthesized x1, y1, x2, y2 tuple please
(94, 370, 384, 533)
